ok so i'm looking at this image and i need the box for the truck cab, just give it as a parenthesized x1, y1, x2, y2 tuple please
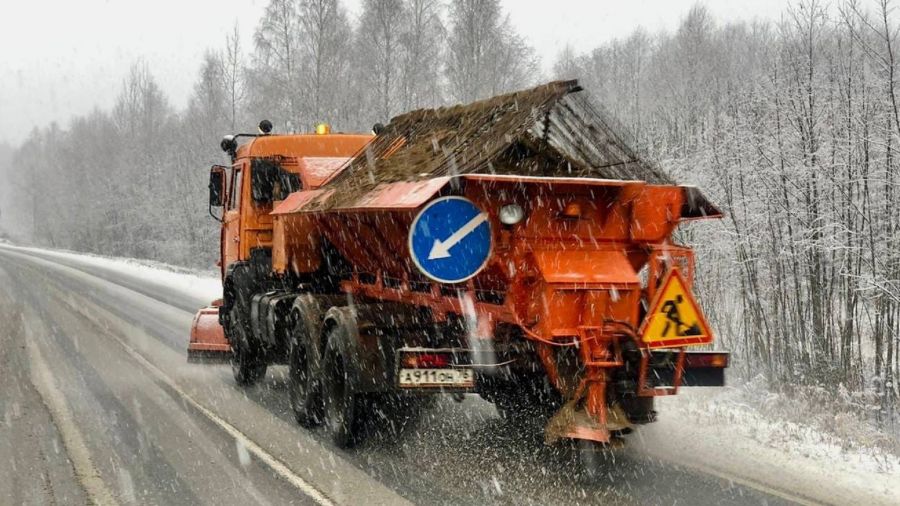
(199, 125, 373, 375)
(210, 127, 373, 278)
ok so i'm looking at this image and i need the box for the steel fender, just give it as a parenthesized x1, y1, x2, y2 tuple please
(322, 305, 392, 394)
(355, 301, 430, 329)
(351, 302, 424, 391)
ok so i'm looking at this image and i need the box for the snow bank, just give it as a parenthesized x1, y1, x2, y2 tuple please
(673, 384, 898, 469)
(0, 244, 221, 303)
(645, 383, 900, 505)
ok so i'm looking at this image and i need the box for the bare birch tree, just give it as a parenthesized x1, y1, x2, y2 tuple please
(445, 0, 537, 103)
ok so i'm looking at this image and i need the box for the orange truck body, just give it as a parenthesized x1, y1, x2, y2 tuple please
(189, 80, 728, 447)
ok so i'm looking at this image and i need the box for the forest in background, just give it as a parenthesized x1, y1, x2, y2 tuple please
(1, 0, 899, 430)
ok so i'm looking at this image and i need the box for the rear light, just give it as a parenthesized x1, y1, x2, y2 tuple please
(561, 201, 582, 218)
(684, 352, 729, 368)
(401, 352, 452, 368)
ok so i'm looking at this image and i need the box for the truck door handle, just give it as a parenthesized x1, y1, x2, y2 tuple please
(233, 237, 239, 243)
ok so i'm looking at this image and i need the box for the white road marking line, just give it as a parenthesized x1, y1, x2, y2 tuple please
(25, 325, 120, 506)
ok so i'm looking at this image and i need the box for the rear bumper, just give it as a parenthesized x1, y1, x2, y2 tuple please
(649, 350, 729, 387)
(680, 366, 726, 387)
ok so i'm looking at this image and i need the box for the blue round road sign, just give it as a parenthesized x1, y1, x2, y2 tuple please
(408, 196, 492, 283)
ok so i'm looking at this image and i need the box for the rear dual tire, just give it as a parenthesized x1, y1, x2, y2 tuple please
(288, 318, 322, 428)
(297, 305, 430, 449)
(286, 302, 364, 446)
(322, 322, 363, 448)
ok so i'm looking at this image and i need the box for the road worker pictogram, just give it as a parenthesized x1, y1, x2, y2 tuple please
(640, 268, 713, 348)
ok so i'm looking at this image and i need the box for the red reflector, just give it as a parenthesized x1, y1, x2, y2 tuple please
(684, 352, 729, 368)
(402, 353, 451, 368)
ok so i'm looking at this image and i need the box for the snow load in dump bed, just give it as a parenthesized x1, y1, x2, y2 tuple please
(273, 79, 719, 217)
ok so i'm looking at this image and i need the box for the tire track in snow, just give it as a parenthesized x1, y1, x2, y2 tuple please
(25, 326, 120, 506)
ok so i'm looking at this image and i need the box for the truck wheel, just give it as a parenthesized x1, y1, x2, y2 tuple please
(232, 344, 267, 385)
(228, 313, 266, 386)
(288, 323, 321, 428)
(322, 325, 363, 448)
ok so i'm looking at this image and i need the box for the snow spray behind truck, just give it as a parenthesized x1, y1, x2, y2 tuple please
(189, 80, 729, 456)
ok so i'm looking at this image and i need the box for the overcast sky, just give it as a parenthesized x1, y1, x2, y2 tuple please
(0, 0, 794, 146)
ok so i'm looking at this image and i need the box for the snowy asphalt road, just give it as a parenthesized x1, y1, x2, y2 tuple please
(0, 246, 804, 505)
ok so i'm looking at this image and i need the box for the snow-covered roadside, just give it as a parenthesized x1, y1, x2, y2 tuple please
(710, 376, 897, 461)
(639, 386, 900, 505)
(0, 244, 221, 303)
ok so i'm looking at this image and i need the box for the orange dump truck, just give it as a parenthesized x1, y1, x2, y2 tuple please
(189, 80, 728, 453)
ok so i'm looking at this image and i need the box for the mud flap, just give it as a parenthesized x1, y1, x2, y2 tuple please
(188, 303, 232, 363)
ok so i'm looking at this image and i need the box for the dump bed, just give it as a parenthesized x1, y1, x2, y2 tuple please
(271, 80, 719, 280)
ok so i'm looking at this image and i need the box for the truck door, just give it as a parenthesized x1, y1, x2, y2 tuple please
(223, 163, 244, 273)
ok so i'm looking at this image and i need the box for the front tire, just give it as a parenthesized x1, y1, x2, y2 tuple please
(231, 342, 267, 386)
(227, 299, 266, 386)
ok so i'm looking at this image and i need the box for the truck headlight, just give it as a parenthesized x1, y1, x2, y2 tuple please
(499, 204, 525, 225)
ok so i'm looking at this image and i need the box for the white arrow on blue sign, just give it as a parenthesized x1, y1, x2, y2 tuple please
(408, 196, 493, 283)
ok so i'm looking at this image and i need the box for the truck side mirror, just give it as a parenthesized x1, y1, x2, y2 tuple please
(208, 166, 226, 221)
(209, 166, 226, 207)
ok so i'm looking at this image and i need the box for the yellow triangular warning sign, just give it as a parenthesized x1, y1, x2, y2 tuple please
(640, 268, 713, 348)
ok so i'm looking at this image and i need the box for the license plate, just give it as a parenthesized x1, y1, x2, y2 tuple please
(398, 368, 474, 388)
